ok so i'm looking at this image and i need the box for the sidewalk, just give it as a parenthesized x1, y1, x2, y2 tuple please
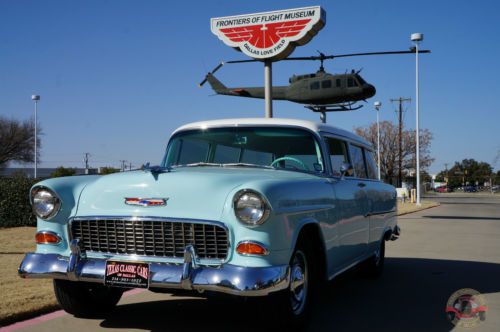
(397, 200, 440, 216)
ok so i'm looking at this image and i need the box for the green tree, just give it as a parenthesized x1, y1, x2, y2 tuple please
(51, 166, 76, 178)
(437, 159, 493, 188)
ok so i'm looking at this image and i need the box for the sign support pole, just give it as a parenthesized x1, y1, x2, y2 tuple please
(264, 60, 273, 118)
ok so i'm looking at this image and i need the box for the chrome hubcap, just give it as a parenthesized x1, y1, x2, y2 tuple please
(289, 250, 308, 315)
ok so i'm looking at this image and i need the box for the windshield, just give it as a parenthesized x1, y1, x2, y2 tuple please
(163, 127, 325, 173)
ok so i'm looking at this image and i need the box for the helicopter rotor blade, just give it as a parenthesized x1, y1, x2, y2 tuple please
(283, 49, 430, 62)
(199, 61, 225, 87)
(333, 49, 431, 58)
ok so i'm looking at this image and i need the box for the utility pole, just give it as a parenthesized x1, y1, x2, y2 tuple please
(83, 153, 91, 174)
(129, 162, 132, 171)
(119, 160, 127, 172)
(390, 97, 411, 187)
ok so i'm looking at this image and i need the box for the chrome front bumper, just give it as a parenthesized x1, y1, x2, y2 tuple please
(18, 241, 290, 297)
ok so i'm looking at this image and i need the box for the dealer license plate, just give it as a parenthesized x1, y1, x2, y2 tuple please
(105, 261, 149, 288)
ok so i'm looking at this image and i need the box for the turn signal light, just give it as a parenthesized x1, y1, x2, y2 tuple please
(35, 231, 61, 244)
(236, 241, 268, 256)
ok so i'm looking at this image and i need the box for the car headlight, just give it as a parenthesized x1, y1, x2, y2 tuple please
(233, 190, 270, 226)
(31, 187, 61, 220)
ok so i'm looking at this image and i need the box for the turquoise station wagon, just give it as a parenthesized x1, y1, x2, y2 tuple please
(19, 118, 399, 325)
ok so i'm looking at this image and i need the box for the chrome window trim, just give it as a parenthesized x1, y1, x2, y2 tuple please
(68, 216, 231, 265)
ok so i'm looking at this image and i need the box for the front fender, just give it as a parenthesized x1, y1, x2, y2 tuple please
(31, 175, 100, 254)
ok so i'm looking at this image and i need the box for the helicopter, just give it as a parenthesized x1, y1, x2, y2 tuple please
(199, 49, 430, 113)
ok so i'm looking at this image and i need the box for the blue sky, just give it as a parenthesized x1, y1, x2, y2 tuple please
(1, 0, 499, 173)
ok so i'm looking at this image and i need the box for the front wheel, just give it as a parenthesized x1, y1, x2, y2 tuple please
(272, 238, 316, 330)
(54, 279, 124, 317)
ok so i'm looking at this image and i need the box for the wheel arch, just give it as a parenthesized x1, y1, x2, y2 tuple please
(292, 222, 328, 282)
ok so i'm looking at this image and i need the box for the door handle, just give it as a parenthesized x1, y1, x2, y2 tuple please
(357, 182, 366, 188)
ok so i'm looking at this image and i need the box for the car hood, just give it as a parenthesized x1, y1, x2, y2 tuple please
(76, 167, 314, 221)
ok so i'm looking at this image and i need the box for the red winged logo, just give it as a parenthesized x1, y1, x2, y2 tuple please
(219, 19, 311, 49)
(211, 6, 325, 60)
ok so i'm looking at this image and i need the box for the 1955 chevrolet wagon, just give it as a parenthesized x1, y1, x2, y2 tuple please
(19, 118, 399, 325)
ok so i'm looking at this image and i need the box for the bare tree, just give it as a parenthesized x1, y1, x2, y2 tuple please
(0, 116, 41, 168)
(354, 121, 434, 183)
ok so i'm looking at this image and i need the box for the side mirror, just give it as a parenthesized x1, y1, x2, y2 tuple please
(340, 163, 354, 178)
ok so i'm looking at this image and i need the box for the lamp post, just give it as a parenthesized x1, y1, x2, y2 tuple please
(31, 95, 40, 178)
(411, 32, 423, 206)
(374, 101, 382, 180)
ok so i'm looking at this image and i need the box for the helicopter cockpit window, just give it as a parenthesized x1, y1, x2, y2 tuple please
(310, 81, 320, 90)
(321, 80, 332, 89)
(356, 75, 366, 85)
(347, 78, 358, 87)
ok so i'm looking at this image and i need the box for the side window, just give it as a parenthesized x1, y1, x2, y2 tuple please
(321, 80, 332, 89)
(347, 78, 356, 87)
(310, 81, 320, 90)
(336, 79, 341, 87)
(325, 137, 349, 176)
(350, 145, 367, 178)
(364, 149, 378, 180)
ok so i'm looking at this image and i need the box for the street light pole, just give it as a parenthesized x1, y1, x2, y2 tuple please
(374, 101, 382, 180)
(411, 33, 423, 206)
(31, 95, 40, 178)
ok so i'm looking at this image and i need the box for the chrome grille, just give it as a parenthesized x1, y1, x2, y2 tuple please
(70, 218, 229, 260)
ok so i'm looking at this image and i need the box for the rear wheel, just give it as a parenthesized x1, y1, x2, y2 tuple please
(363, 239, 385, 278)
(53, 279, 124, 317)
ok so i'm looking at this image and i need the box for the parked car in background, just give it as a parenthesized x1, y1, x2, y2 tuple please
(464, 185, 478, 192)
(491, 185, 499, 193)
(19, 118, 399, 326)
(435, 186, 447, 193)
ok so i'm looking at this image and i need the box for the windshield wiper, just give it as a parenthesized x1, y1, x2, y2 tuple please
(223, 163, 274, 169)
(173, 162, 222, 168)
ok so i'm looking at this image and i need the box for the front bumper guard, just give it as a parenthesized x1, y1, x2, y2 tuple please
(19, 240, 290, 297)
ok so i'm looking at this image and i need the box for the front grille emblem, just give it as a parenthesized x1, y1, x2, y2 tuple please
(124, 198, 168, 207)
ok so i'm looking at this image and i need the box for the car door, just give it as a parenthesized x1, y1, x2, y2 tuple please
(341, 143, 370, 262)
(323, 136, 369, 271)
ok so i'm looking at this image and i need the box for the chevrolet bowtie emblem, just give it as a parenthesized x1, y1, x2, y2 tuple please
(124, 198, 168, 207)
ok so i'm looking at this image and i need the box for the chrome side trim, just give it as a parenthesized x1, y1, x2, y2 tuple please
(18, 252, 290, 297)
(365, 209, 397, 217)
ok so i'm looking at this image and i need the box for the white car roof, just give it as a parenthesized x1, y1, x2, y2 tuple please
(173, 118, 372, 148)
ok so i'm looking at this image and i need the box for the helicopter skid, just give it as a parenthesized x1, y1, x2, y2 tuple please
(305, 102, 364, 112)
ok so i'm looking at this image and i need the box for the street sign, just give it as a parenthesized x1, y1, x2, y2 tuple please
(211, 6, 325, 61)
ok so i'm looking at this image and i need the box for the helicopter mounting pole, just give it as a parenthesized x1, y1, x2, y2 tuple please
(264, 60, 273, 118)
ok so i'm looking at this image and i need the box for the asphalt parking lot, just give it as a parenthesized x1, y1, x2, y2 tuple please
(9, 193, 500, 332)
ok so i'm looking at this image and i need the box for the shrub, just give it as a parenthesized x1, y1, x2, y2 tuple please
(51, 166, 76, 178)
(0, 175, 38, 228)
